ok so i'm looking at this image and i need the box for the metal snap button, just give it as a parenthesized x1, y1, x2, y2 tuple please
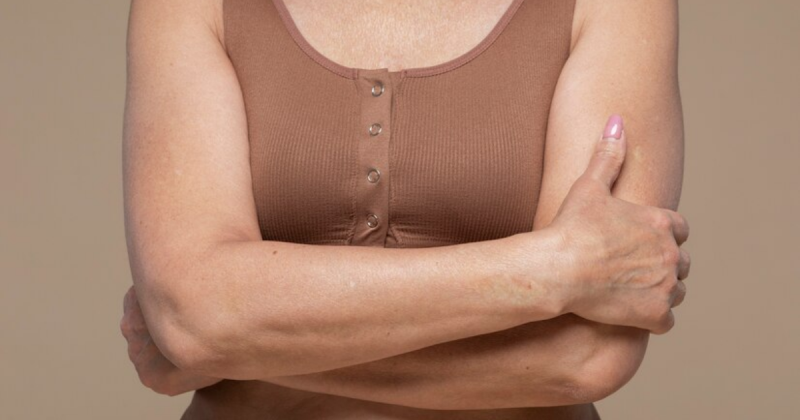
(368, 123, 382, 136)
(367, 168, 381, 183)
(371, 82, 384, 97)
(366, 213, 379, 228)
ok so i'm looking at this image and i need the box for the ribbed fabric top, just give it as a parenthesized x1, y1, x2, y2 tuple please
(224, 0, 576, 248)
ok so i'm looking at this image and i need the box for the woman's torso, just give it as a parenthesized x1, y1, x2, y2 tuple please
(183, 0, 597, 418)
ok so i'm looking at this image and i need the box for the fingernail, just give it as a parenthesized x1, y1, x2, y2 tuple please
(603, 114, 623, 139)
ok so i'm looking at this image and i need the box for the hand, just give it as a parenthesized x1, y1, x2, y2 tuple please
(545, 114, 691, 334)
(120, 285, 223, 396)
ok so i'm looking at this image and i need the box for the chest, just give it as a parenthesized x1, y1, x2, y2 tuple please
(223, 0, 577, 248)
(280, 0, 516, 72)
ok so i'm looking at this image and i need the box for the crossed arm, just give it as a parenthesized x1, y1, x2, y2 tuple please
(256, 0, 684, 409)
(122, 0, 683, 410)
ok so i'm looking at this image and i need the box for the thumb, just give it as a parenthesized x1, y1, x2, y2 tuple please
(582, 114, 627, 189)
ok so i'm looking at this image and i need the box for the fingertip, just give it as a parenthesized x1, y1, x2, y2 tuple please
(603, 114, 624, 140)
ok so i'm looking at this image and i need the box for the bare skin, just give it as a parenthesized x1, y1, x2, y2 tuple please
(121, 0, 689, 418)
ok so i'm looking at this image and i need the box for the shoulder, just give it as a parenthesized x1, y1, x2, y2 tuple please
(565, 0, 680, 95)
(571, 0, 679, 56)
(128, 0, 224, 46)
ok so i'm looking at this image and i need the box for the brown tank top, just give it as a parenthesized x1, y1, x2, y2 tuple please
(185, 1, 587, 418)
(223, 0, 576, 249)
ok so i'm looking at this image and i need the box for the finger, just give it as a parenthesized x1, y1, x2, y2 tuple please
(666, 310, 676, 332)
(672, 280, 686, 308)
(661, 309, 675, 334)
(120, 315, 131, 339)
(123, 286, 134, 314)
(130, 304, 148, 334)
(130, 335, 154, 364)
(670, 280, 686, 308)
(654, 310, 675, 335)
(677, 248, 691, 280)
(582, 114, 627, 189)
(666, 210, 690, 245)
(127, 288, 148, 329)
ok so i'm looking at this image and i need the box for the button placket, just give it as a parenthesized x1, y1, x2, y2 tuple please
(352, 69, 392, 246)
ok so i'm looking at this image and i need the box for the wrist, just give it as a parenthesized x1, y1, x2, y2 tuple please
(549, 225, 582, 317)
(505, 227, 576, 321)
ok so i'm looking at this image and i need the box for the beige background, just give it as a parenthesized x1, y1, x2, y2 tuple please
(2, 0, 798, 419)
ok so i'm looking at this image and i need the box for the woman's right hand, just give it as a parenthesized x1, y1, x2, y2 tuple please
(542, 115, 691, 334)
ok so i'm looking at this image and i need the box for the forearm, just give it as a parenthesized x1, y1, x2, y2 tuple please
(261, 313, 648, 410)
(141, 229, 568, 381)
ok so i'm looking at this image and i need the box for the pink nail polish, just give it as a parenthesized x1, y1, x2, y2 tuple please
(603, 114, 623, 139)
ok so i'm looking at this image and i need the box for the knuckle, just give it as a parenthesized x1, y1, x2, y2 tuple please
(652, 323, 667, 335)
(663, 313, 675, 332)
(675, 283, 687, 306)
(596, 141, 617, 155)
(595, 143, 622, 162)
(681, 215, 691, 238)
(681, 249, 692, 278)
(120, 318, 132, 337)
(667, 281, 678, 298)
(131, 321, 147, 335)
(138, 370, 156, 389)
(127, 346, 139, 363)
(668, 280, 679, 296)
(661, 298, 673, 316)
(653, 211, 673, 231)
(648, 308, 665, 334)
(676, 280, 687, 295)
(653, 300, 672, 334)
(671, 281, 685, 305)
(654, 310, 675, 334)
(662, 246, 681, 266)
(672, 293, 684, 308)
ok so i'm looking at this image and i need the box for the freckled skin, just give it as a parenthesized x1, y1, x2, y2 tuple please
(124, 0, 685, 417)
(176, 1, 603, 418)
(282, 0, 515, 73)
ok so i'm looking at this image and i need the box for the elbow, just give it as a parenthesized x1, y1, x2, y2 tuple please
(125, 221, 254, 377)
(145, 285, 237, 377)
(132, 263, 231, 377)
(152, 314, 221, 375)
(569, 327, 649, 403)
(131, 241, 285, 380)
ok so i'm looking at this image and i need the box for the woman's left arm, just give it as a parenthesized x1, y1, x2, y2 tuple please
(122, 0, 685, 409)
(267, 0, 686, 406)
(265, 0, 686, 408)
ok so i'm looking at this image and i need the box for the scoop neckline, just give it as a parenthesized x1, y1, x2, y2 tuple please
(271, 0, 525, 79)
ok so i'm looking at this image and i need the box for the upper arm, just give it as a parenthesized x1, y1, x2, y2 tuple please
(534, 0, 684, 231)
(531, 0, 684, 399)
(122, 0, 259, 363)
